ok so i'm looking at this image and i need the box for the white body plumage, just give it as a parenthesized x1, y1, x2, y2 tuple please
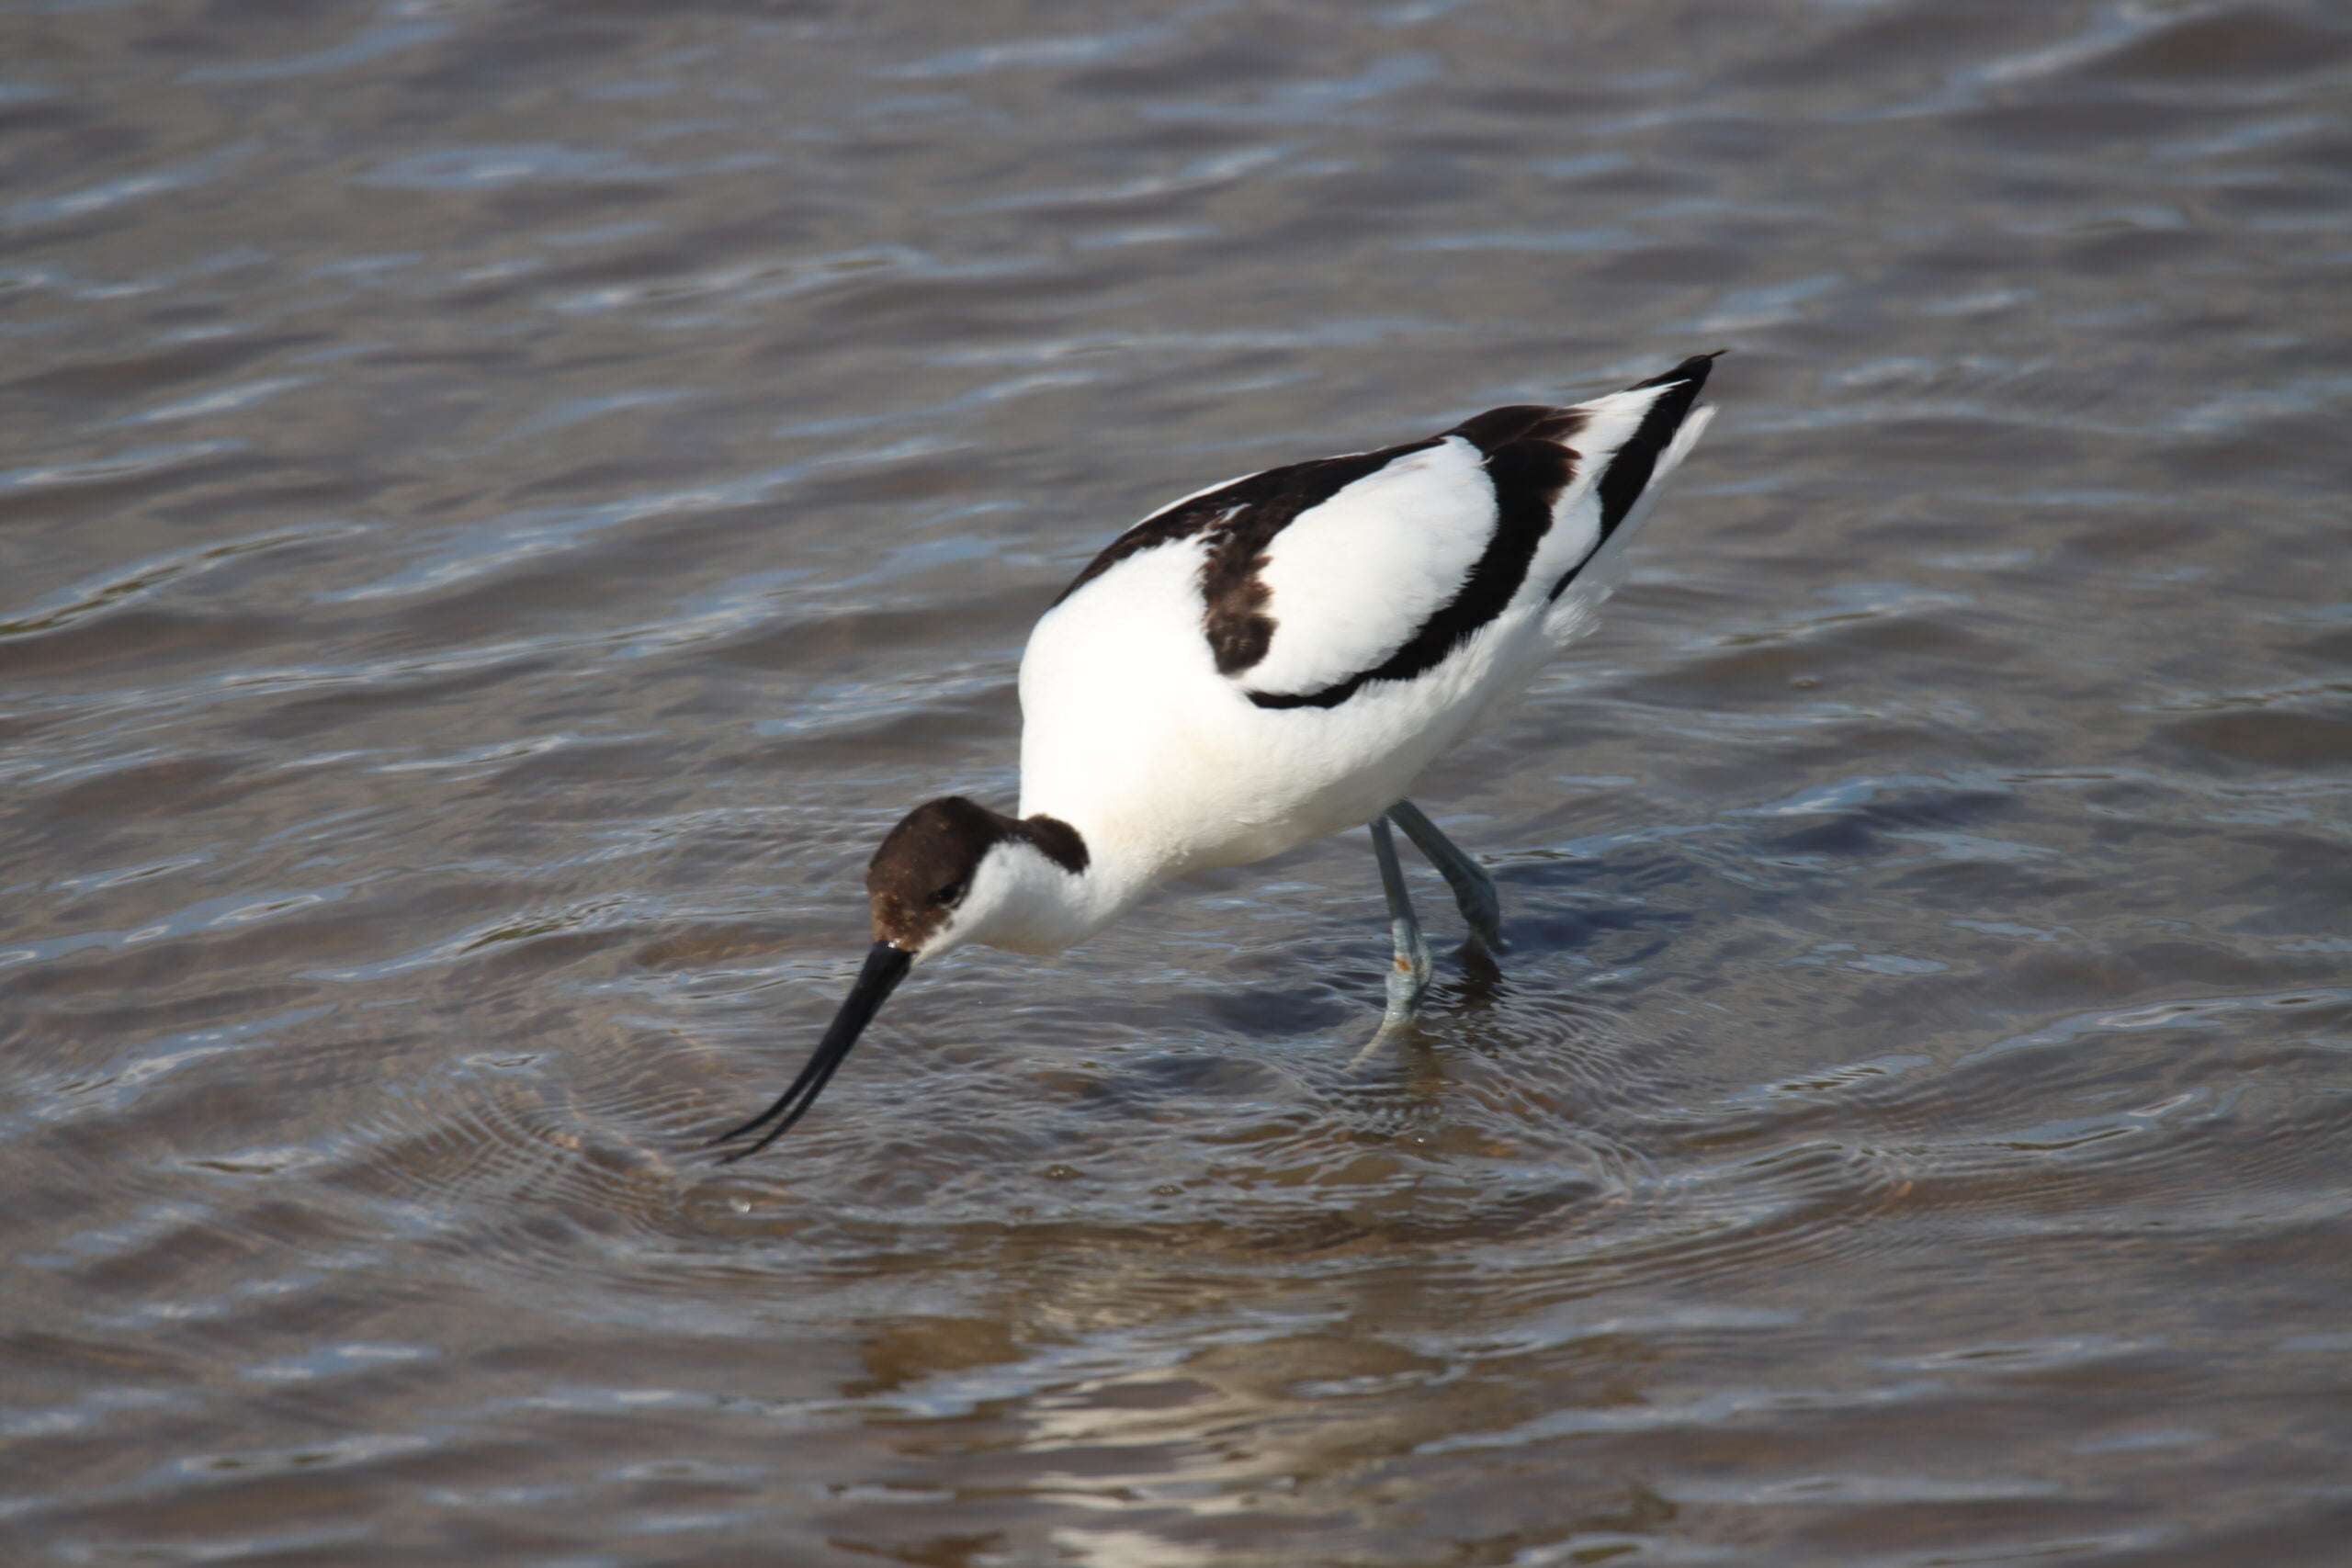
(989, 364, 1718, 954)
(712, 355, 1720, 1156)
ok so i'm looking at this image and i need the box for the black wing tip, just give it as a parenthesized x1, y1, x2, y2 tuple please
(1628, 350, 1727, 394)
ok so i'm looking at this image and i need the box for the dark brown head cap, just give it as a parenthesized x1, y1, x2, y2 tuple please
(866, 796, 1011, 951)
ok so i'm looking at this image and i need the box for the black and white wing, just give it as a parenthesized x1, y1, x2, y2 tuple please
(1051, 354, 1718, 711)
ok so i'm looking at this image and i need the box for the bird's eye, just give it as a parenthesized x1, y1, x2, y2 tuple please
(933, 880, 968, 907)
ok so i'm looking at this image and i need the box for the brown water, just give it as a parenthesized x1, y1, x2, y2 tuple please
(6, 2, 2351, 1562)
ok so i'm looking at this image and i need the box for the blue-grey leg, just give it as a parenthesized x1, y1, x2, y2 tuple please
(1370, 813, 1432, 1030)
(1388, 799, 1506, 953)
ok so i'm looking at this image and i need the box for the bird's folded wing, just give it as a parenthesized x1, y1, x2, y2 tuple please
(1046, 355, 1715, 715)
(1238, 436, 1504, 703)
(1242, 361, 1715, 709)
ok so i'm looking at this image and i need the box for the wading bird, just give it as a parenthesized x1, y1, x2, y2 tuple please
(714, 354, 1719, 1158)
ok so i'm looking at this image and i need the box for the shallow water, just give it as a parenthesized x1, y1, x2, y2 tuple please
(5, 1, 2351, 1563)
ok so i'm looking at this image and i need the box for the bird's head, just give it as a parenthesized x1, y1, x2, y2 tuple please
(711, 796, 1084, 1159)
(863, 795, 1032, 959)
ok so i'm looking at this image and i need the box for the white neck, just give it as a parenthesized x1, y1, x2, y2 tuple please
(929, 812, 1167, 959)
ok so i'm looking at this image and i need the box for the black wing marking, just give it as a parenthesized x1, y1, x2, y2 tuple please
(1246, 406, 1583, 710)
(1050, 440, 1436, 620)
(1049, 353, 1715, 713)
(1548, 351, 1718, 601)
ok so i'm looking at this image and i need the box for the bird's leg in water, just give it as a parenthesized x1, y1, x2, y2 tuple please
(1371, 813, 1433, 1032)
(1389, 799, 1506, 955)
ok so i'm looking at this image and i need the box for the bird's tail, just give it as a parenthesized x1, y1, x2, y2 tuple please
(1543, 352, 1721, 633)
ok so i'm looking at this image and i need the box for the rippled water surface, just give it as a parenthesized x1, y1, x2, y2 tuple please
(6, 1, 2351, 1562)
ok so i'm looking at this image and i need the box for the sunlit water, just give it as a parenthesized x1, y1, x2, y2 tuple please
(5, 2, 2350, 1563)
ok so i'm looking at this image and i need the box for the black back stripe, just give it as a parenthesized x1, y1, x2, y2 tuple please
(1050, 355, 1712, 713)
(1048, 439, 1438, 626)
(1249, 409, 1582, 711)
(1546, 351, 1718, 602)
(1195, 441, 1448, 676)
